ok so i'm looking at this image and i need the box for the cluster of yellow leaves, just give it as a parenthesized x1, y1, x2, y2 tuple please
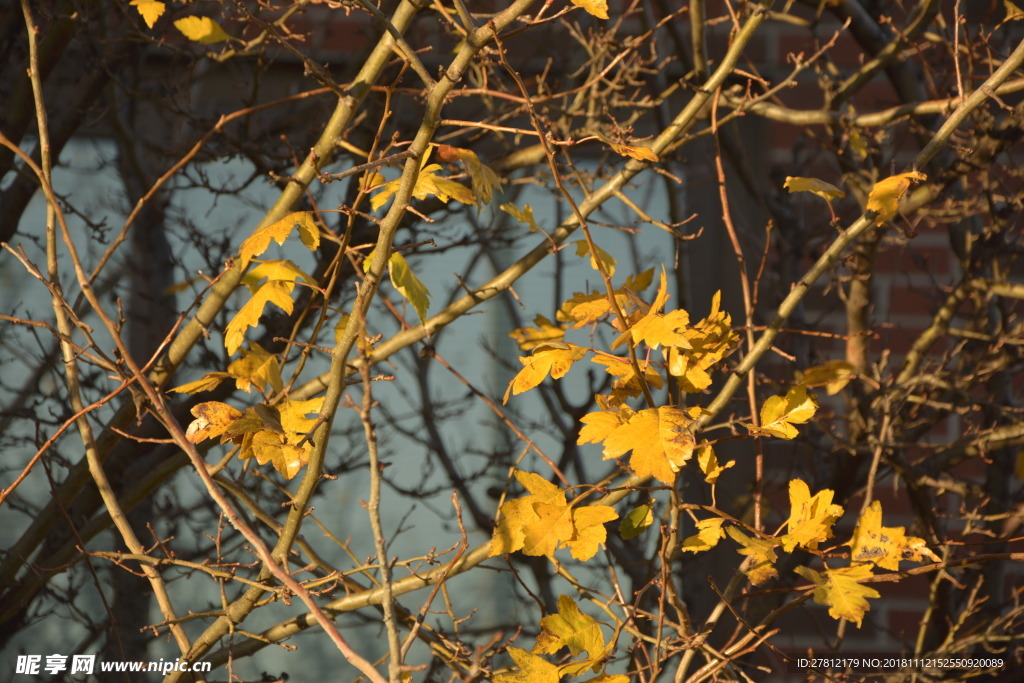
(129, 1, 233, 43)
(575, 240, 617, 278)
(578, 405, 700, 484)
(171, 343, 283, 396)
(680, 480, 937, 627)
(495, 596, 627, 683)
(504, 343, 587, 403)
(509, 315, 566, 351)
(666, 291, 740, 393)
(559, 269, 654, 328)
(184, 396, 324, 479)
(489, 471, 618, 561)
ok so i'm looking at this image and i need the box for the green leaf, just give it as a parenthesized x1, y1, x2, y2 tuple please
(618, 504, 654, 540)
(387, 252, 431, 324)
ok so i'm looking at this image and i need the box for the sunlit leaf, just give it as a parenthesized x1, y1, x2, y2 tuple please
(185, 401, 243, 443)
(500, 202, 541, 232)
(850, 500, 939, 570)
(746, 385, 818, 440)
(509, 314, 565, 351)
(726, 526, 779, 585)
(224, 280, 295, 355)
(504, 343, 587, 403)
(436, 144, 501, 204)
(174, 15, 232, 43)
(681, 517, 726, 553)
(493, 647, 560, 683)
(595, 405, 698, 484)
(239, 212, 320, 269)
(798, 360, 856, 395)
(866, 171, 926, 225)
(784, 176, 846, 201)
(226, 343, 283, 394)
(781, 479, 844, 553)
(667, 290, 739, 393)
(371, 155, 477, 211)
(612, 269, 691, 351)
(608, 142, 658, 162)
(533, 595, 610, 672)
(130, 0, 165, 28)
(795, 564, 880, 627)
(696, 443, 734, 484)
(570, 0, 609, 20)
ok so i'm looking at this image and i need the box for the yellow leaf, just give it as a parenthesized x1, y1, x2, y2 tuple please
(795, 564, 880, 627)
(532, 595, 608, 667)
(589, 355, 662, 402)
(243, 260, 313, 293)
(570, 0, 609, 20)
(436, 144, 501, 204)
(599, 406, 697, 484)
(248, 430, 310, 479)
(1005, 0, 1024, 21)
(169, 372, 232, 395)
(747, 385, 818, 440)
(173, 15, 232, 43)
(783, 176, 847, 201)
(781, 479, 844, 553)
(613, 269, 691, 351)
(566, 504, 618, 561)
(618, 504, 653, 540)
(574, 240, 616, 277)
(509, 314, 565, 351)
(696, 443, 734, 484)
(500, 202, 541, 232)
(277, 396, 325, 434)
(726, 526, 779, 585)
(667, 290, 739, 392)
(490, 471, 568, 557)
(224, 280, 295, 355)
(387, 252, 431, 324)
(504, 343, 587, 403)
(130, 0, 165, 28)
(850, 500, 938, 570)
(239, 212, 320, 269)
(494, 647, 560, 683)
(681, 517, 726, 553)
(371, 158, 476, 211)
(561, 269, 653, 327)
(608, 142, 658, 162)
(226, 343, 283, 395)
(185, 401, 243, 443)
(798, 360, 855, 395)
(865, 171, 926, 225)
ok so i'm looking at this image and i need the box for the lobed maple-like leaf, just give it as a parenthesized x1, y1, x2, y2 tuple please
(726, 526, 779, 585)
(865, 171, 926, 225)
(174, 16, 232, 43)
(509, 314, 565, 351)
(130, 0, 165, 27)
(584, 405, 698, 484)
(681, 517, 726, 553)
(589, 355, 662, 402)
(560, 269, 654, 328)
(224, 280, 295, 355)
(850, 500, 939, 570)
(226, 343, 283, 395)
(666, 290, 739, 392)
(532, 595, 609, 671)
(239, 212, 320, 270)
(243, 260, 313, 293)
(613, 270, 691, 351)
(746, 385, 818, 439)
(371, 154, 476, 211)
(500, 202, 542, 233)
(504, 343, 587, 403)
(781, 479, 844, 552)
(795, 564, 880, 627)
(489, 471, 616, 559)
(494, 647, 560, 683)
